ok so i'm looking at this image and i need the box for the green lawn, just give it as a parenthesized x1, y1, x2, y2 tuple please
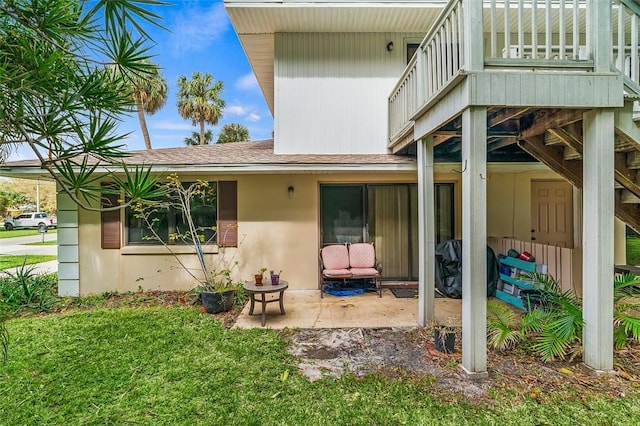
(0, 228, 57, 239)
(24, 240, 57, 246)
(628, 237, 640, 266)
(0, 255, 57, 270)
(1, 307, 639, 425)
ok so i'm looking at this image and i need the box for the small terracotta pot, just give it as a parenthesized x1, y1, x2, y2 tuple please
(254, 274, 263, 286)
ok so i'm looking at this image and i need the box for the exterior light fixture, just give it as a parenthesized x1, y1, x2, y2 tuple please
(386, 41, 394, 52)
(288, 186, 295, 199)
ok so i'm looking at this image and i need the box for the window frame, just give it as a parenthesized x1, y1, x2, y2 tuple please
(124, 181, 219, 247)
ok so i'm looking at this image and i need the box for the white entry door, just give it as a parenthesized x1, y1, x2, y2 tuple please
(531, 180, 573, 248)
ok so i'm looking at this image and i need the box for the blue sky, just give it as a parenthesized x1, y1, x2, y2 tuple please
(10, 0, 272, 160)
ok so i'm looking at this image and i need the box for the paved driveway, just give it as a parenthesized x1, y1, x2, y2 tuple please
(0, 233, 57, 256)
(0, 233, 58, 275)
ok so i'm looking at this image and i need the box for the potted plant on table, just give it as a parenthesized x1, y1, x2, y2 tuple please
(254, 268, 267, 286)
(132, 174, 244, 314)
(270, 270, 282, 285)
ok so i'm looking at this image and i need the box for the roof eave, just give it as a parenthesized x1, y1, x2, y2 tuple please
(0, 163, 417, 179)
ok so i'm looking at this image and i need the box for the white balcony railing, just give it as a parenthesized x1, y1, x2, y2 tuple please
(487, 0, 587, 61)
(614, 0, 640, 93)
(388, 0, 640, 146)
(388, 0, 465, 145)
(388, 55, 419, 145)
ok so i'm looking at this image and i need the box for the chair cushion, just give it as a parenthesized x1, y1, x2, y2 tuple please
(323, 269, 353, 278)
(350, 267, 379, 277)
(349, 243, 376, 268)
(321, 244, 350, 270)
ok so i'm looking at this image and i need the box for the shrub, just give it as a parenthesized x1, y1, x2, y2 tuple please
(0, 264, 57, 313)
(487, 272, 640, 361)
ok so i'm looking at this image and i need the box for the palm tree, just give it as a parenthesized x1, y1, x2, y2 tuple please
(128, 61, 168, 150)
(177, 72, 226, 145)
(184, 130, 213, 146)
(217, 123, 249, 144)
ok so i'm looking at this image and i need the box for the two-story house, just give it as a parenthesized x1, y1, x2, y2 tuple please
(3, 0, 640, 375)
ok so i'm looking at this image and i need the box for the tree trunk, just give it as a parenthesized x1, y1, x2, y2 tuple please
(199, 119, 205, 145)
(136, 97, 152, 150)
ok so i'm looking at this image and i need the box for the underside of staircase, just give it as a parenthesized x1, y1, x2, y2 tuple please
(428, 101, 640, 233)
(517, 104, 640, 233)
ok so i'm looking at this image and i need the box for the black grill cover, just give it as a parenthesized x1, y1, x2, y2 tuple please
(434, 239, 499, 299)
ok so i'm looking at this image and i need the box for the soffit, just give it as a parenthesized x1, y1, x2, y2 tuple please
(225, 3, 447, 34)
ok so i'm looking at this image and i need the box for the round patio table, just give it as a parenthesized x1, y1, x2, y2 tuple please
(243, 280, 289, 326)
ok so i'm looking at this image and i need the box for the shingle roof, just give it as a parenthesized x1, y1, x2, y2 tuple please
(2, 139, 416, 170)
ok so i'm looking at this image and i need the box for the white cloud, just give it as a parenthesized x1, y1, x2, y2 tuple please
(225, 105, 246, 116)
(170, 3, 229, 55)
(235, 73, 259, 91)
(247, 113, 261, 122)
(151, 120, 195, 131)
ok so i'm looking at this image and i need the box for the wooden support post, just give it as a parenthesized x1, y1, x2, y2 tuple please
(582, 108, 615, 372)
(418, 135, 435, 326)
(461, 106, 488, 377)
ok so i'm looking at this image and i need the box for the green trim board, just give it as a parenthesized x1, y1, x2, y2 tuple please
(495, 289, 526, 310)
(499, 256, 538, 273)
(500, 274, 535, 290)
(497, 256, 547, 310)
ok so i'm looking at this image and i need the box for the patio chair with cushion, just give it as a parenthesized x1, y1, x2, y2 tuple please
(319, 242, 382, 298)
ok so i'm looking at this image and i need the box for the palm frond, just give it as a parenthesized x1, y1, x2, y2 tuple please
(613, 315, 640, 349)
(532, 328, 576, 361)
(519, 308, 550, 334)
(112, 165, 165, 202)
(486, 301, 524, 350)
(518, 271, 560, 293)
(614, 273, 640, 299)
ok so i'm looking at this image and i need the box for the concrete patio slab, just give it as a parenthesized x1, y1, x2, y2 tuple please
(234, 289, 462, 329)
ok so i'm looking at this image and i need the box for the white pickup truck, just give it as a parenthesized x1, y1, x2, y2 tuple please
(4, 212, 58, 231)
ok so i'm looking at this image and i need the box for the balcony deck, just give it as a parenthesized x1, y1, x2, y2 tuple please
(388, 0, 640, 153)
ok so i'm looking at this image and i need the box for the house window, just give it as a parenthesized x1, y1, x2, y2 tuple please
(101, 180, 237, 249)
(407, 43, 420, 64)
(126, 182, 218, 245)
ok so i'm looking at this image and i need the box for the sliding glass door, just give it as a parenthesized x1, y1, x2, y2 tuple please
(320, 183, 454, 281)
(320, 185, 366, 244)
(435, 183, 454, 244)
(367, 185, 414, 280)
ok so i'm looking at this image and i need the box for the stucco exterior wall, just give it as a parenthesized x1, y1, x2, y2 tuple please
(75, 168, 625, 295)
(78, 172, 417, 295)
(486, 169, 562, 241)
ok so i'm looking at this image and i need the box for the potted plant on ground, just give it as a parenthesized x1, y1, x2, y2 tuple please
(433, 322, 456, 354)
(199, 262, 242, 313)
(132, 174, 243, 313)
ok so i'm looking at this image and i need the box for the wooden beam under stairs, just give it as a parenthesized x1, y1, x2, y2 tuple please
(616, 194, 640, 234)
(519, 109, 584, 139)
(518, 135, 640, 232)
(621, 190, 640, 203)
(518, 136, 583, 187)
(615, 151, 640, 199)
(629, 151, 640, 169)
